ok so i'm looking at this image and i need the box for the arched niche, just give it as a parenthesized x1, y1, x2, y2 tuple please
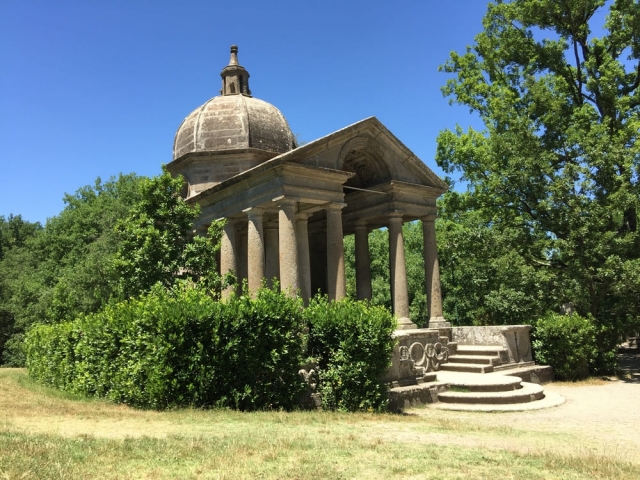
(337, 135, 391, 191)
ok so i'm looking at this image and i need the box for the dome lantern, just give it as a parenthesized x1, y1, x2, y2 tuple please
(220, 45, 251, 96)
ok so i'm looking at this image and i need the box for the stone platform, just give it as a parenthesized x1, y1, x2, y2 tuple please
(386, 324, 560, 412)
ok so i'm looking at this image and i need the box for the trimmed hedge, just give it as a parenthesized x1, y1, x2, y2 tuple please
(306, 297, 397, 412)
(26, 285, 397, 411)
(26, 283, 307, 410)
(531, 312, 598, 381)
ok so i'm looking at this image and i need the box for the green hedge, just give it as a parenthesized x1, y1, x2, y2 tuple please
(26, 285, 397, 411)
(26, 284, 307, 410)
(306, 297, 397, 412)
(531, 312, 598, 381)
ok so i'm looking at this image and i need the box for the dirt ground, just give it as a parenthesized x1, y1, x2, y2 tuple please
(407, 351, 640, 462)
(2, 353, 639, 467)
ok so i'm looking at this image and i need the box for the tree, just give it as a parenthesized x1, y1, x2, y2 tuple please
(0, 215, 42, 365)
(0, 174, 143, 365)
(436, 0, 640, 372)
(113, 167, 223, 299)
(437, 191, 557, 326)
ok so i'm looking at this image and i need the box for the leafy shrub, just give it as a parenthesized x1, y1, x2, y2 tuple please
(306, 297, 396, 412)
(210, 288, 307, 410)
(26, 283, 306, 410)
(531, 312, 598, 381)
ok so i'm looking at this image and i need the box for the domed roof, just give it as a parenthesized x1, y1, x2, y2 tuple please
(173, 46, 295, 161)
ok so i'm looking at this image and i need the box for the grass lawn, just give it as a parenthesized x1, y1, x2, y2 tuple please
(0, 368, 635, 479)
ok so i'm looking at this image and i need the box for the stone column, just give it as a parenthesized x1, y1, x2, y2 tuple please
(278, 199, 299, 297)
(388, 213, 415, 329)
(326, 203, 346, 301)
(220, 219, 238, 301)
(354, 223, 372, 301)
(264, 221, 279, 288)
(245, 207, 265, 297)
(296, 212, 312, 305)
(422, 216, 448, 327)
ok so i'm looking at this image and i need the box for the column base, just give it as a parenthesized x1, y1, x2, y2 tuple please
(427, 317, 451, 329)
(396, 317, 418, 330)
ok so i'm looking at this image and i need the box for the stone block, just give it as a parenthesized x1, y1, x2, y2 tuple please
(452, 325, 533, 364)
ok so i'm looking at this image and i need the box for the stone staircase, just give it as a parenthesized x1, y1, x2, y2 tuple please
(440, 345, 533, 374)
(428, 369, 565, 411)
(387, 325, 561, 412)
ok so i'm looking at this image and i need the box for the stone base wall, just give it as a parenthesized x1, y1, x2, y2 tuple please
(384, 329, 450, 385)
(452, 325, 533, 363)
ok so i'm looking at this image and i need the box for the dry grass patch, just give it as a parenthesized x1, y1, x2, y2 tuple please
(1, 369, 637, 479)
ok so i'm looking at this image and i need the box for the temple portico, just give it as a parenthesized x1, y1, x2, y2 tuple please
(167, 46, 450, 329)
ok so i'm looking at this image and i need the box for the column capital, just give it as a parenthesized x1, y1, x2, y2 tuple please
(354, 221, 368, 232)
(388, 211, 405, 220)
(296, 211, 313, 221)
(325, 202, 347, 211)
(421, 214, 437, 223)
(219, 216, 241, 226)
(243, 206, 265, 216)
(272, 196, 297, 208)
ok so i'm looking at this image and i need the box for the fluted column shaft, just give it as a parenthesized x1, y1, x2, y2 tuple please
(388, 214, 414, 328)
(422, 217, 445, 324)
(326, 203, 346, 301)
(245, 207, 265, 297)
(354, 223, 372, 301)
(220, 220, 238, 301)
(296, 212, 312, 305)
(278, 199, 299, 297)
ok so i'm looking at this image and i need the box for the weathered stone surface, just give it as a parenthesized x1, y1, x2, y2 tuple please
(384, 329, 444, 385)
(452, 325, 533, 363)
(169, 45, 450, 337)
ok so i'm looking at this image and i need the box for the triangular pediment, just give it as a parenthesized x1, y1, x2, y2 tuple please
(269, 117, 448, 194)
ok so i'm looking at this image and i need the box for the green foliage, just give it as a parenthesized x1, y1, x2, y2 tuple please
(26, 283, 306, 410)
(306, 297, 396, 412)
(344, 223, 429, 327)
(0, 175, 142, 366)
(113, 168, 223, 299)
(531, 312, 598, 380)
(436, 0, 640, 371)
(437, 191, 557, 326)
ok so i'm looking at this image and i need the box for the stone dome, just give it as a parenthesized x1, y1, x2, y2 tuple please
(173, 94, 295, 160)
(172, 45, 295, 161)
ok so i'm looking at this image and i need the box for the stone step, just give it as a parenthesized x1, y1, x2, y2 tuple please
(437, 382, 544, 405)
(493, 361, 535, 372)
(440, 362, 494, 374)
(456, 345, 508, 356)
(447, 354, 500, 365)
(388, 382, 447, 411)
(437, 372, 522, 392)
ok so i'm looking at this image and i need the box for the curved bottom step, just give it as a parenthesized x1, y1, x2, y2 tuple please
(438, 381, 544, 405)
(429, 391, 565, 411)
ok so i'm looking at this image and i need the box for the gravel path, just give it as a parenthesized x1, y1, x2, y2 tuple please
(409, 352, 640, 463)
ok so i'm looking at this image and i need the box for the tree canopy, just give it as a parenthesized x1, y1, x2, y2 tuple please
(0, 169, 222, 366)
(436, 0, 640, 370)
(113, 168, 223, 299)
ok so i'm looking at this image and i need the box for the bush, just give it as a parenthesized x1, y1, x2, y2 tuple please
(26, 283, 307, 410)
(531, 312, 598, 381)
(306, 297, 396, 412)
(210, 288, 307, 410)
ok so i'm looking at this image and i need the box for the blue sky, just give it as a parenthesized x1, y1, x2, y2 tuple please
(1, 0, 489, 224)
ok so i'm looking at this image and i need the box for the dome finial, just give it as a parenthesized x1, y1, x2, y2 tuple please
(220, 45, 251, 96)
(229, 45, 239, 66)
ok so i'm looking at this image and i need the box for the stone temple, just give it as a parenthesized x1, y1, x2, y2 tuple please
(167, 46, 558, 410)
